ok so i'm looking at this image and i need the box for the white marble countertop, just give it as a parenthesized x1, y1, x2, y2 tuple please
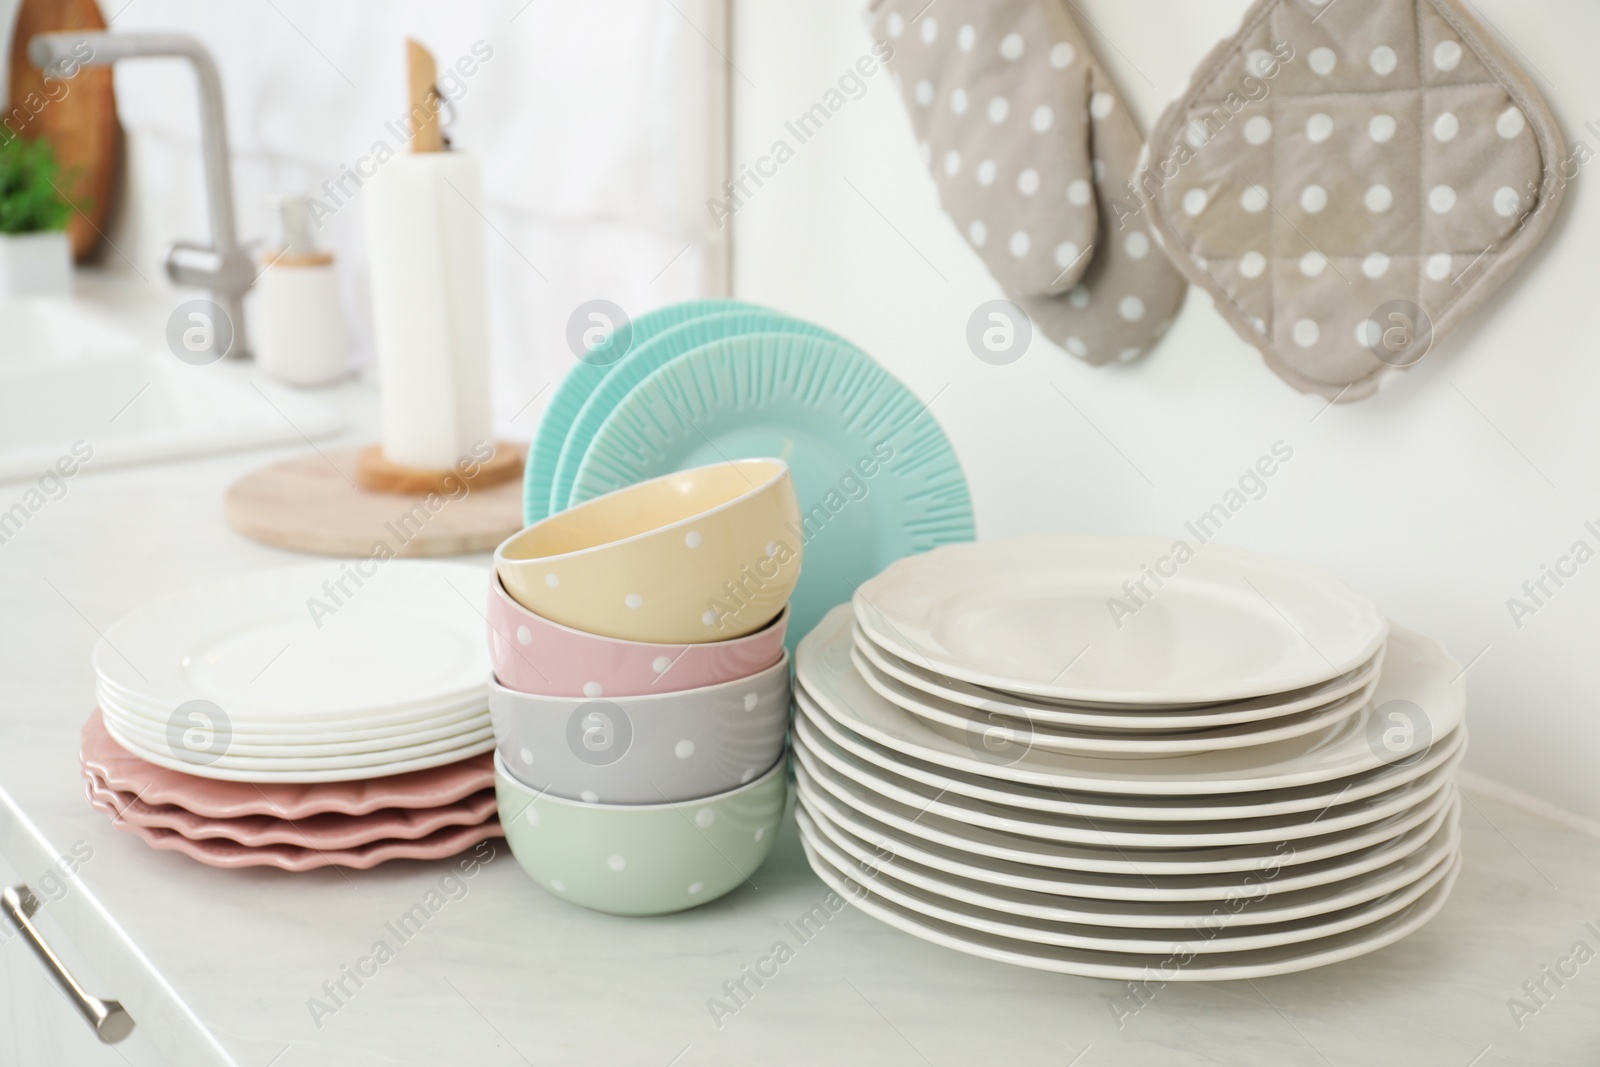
(1, 295, 1598, 1066)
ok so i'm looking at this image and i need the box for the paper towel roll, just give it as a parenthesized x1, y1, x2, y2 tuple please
(364, 152, 492, 470)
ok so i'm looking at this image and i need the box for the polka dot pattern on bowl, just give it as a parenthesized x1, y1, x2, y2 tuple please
(486, 575, 790, 700)
(498, 459, 800, 645)
(497, 754, 787, 916)
(488, 655, 790, 805)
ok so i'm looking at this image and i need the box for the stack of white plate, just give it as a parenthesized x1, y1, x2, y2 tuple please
(93, 562, 495, 784)
(793, 536, 1467, 981)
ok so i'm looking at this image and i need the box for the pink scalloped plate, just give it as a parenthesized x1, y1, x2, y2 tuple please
(80, 710, 494, 819)
(84, 766, 497, 849)
(85, 779, 503, 871)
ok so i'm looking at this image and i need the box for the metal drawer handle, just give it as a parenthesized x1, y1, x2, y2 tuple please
(2, 884, 135, 1044)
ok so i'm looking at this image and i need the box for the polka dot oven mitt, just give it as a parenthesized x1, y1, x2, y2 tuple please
(870, 0, 1099, 297)
(1016, 57, 1189, 366)
(873, 0, 1187, 365)
(1140, 0, 1565, 401)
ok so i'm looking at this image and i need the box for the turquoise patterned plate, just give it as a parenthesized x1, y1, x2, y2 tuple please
(550, 310, 848, 515)
(570, 333, 976, 644)
(523, 299, 744, 525)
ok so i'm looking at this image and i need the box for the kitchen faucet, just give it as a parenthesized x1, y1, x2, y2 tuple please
(28, 32, 254, 359)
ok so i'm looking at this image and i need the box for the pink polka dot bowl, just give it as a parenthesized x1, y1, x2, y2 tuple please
(488, 572, 788, 698)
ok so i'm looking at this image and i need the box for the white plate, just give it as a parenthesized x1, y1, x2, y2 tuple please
(798, 606, 1461, 795)
(802, 826, 1455, 955)
(100, 694, 492, 759)
(98, 682, 492, 744)
(792, 759, 1458, 876)
(851, 647, 1373, 756)
(853, 627, 1385, 729)
(798, 769, 1461, 903)
(101, 715, 495, 783)
(94, 562, 491, 722)
(797, 801, 1459, 929)
(794, 689, 1466, 822)
(803, 837, 1461, 981)
(854, 537, 1387, 703)
(95, 674, 491, 735)
(103, 713, 493, 773)
(793, 724, 1460, 849)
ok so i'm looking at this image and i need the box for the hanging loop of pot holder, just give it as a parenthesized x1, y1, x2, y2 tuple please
(1139, 0, 1566, 401)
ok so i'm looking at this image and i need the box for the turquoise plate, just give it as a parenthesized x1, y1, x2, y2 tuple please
(524, 299, 745, 525)
(550, 310, 848, 515)
(570, 333, 976, 646)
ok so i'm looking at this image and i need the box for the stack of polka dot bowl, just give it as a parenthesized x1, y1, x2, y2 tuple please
(488, 458, 801, 915)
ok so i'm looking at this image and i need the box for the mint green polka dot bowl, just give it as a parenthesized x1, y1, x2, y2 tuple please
(495, 751, 787, 916)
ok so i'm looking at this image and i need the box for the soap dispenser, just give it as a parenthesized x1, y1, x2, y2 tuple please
(254, 196, 351, 385)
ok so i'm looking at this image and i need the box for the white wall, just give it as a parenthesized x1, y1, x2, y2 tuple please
(731, 0, 1600, 820)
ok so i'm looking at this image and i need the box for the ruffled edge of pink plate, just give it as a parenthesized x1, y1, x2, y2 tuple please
(80, 709, 494, 819)
(83, 767, 498, 850)
(85, 781, 504, 871)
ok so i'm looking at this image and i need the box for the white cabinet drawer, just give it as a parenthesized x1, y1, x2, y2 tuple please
(0, 847, 160, 1066)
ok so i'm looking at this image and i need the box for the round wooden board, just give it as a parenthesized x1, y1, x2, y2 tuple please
(226, 446, 525, 558)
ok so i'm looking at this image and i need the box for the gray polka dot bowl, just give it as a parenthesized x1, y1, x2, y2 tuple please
(487, 573, 788, 698)
(494, 458, 802, 644)
(496, 750, 787, 915)
(489, 653, 790, 804)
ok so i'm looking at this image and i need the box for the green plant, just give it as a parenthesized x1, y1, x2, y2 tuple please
(0, 136, 72, 235)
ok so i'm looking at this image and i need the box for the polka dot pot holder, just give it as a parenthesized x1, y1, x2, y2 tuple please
(1014, 55, 1188, 367)
(1139, 0, 1566, 401)
(871, 0, 1187, 366)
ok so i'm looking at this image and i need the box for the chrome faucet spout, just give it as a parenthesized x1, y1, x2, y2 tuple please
(28, 31, 253, 358)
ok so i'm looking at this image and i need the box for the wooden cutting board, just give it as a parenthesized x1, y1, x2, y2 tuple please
(6, 0, 120, 260)
(225, 447, 526, 558)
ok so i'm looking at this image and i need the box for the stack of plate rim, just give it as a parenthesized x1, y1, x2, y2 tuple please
(92, 561, 495, 784)
(792, 536, 1467, 981)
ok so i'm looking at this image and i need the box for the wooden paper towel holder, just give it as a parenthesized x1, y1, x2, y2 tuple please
(343, 37, 521, 499)
(224, 40, 531, 559)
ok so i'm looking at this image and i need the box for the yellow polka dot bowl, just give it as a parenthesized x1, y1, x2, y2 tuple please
(494, 458, 802, 644)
